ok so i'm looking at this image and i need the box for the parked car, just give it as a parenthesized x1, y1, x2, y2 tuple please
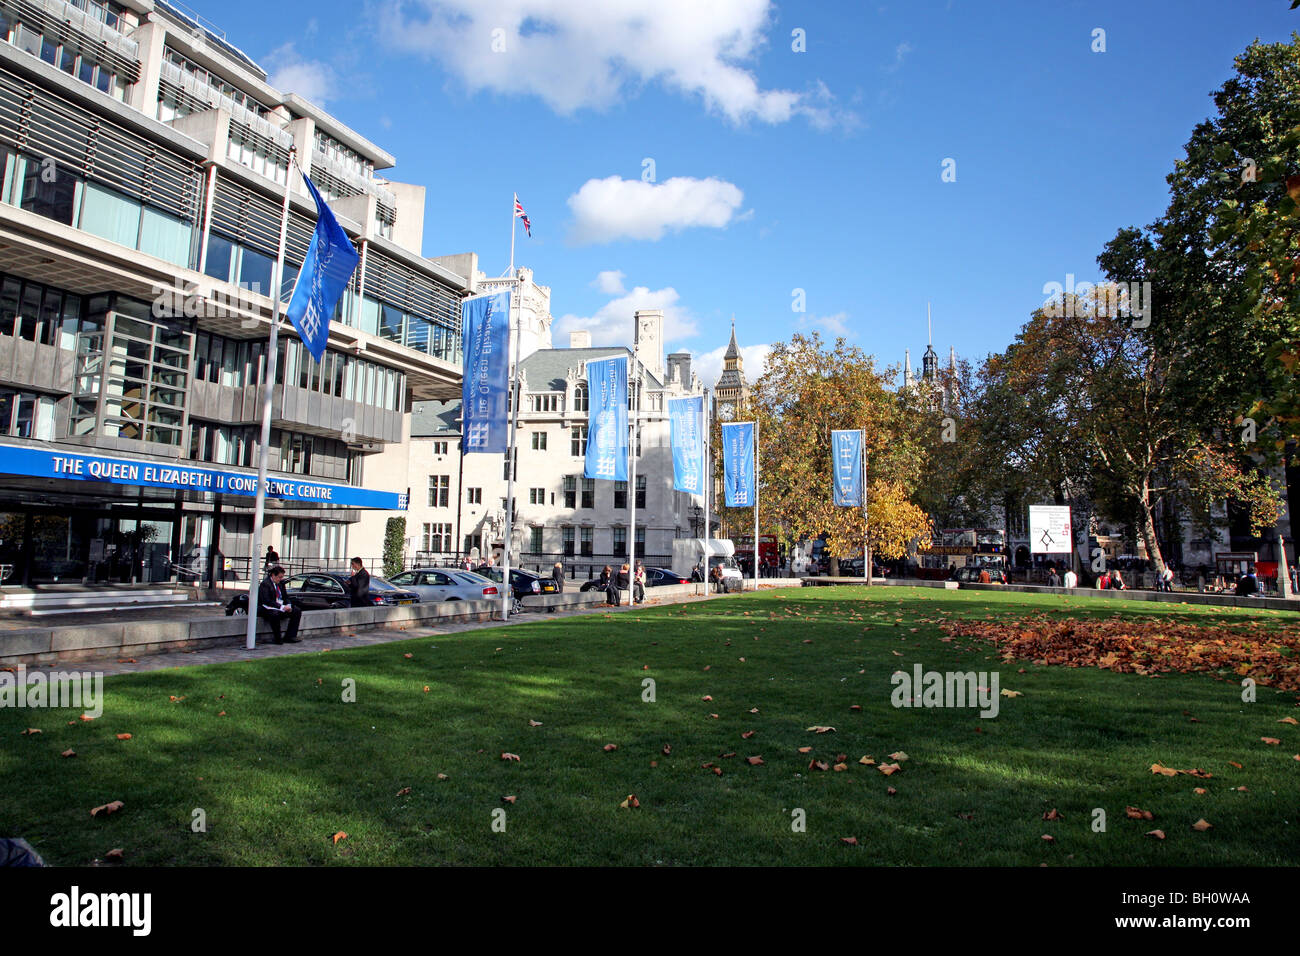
(480, 566, 558, 598)
(388, 568, 500, 603)
(953, 566, 1006, 584)
(644, 566, 688, 587)
(224, 571, 420, 615)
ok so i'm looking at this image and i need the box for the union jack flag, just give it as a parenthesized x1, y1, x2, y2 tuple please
(514, 194, 531, 237)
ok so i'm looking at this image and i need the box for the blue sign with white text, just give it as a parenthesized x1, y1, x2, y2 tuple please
(668, 396, 704, 495)
(584, 355, 628, 482)
(722, 421, 755, 508)
(461, 290, 512, 454)
(284, 173, 360, 362)
(831, 429, 863, 507)
(0, 442, 407, 509)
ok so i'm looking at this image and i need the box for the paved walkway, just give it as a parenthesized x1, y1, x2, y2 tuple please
(42, 588, 735, 679)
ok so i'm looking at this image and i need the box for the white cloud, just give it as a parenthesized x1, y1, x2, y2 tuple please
(556, 285, 698, 349)
(591, 270, 626, 295)
(691, 341, 770, 391)
(568, 176, 744, 244)
(266, 43, 336, 107)
(796, 311, 852, 337)
(884, 41, 912, 73)
(374, 0, 852, 127)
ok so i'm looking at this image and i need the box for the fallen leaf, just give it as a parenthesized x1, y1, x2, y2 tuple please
(168, 695, 185, 702)
(104, 848, 124, 862)
(798, 746, 813, 754)
(858, 755, 875, 766)
(1261, 737, 1281, 745)
(501, 753, 520, 761)
(423, 686, 430, 693)
(1125, 806, 1154, 821)
(217, 711, 226, 717)
(1229, 761, 1243, 769)
(1278, 717, 1299, 726)
(90, 800, 124, 818)
(878, 763, 901, 776)
(806, 726, 836, 734)
(1041, 834, 1055, 843)
(741, 730, 756, 739)
(1146, 829, 1166, 840)
(1150, 762, 1179, 777)
(115, 733, 132, 741)
(810, 760, 830, 772)
(840, 836, 858, 845)
(832, 762, 848, 772)
(888, 751, 909, 761)
(61, 749, 76, 758)
(1192, 818, 1213, 832)
(79, 714, 94, 722)
(1001, 690, 1022, 698)
(332, 831, 348, 844)
(396, 787, 411, 797)
(1043, 808, 1062, 821)
(749, 708, 760, 714)
(502, 795, 517, 804)
(20, 728, 40, 736)
(1194, 787, 1207, 795)
(747, 756, 764, 766)
(603, 744, 618, 752)
(849, 704, 862, 712)
(436, 773, 449, 780)
(528, 719, 542, 727)
(701, 695, 713, 702)
(403, 653, 413, 659)
(712, 767, 723, 776)
(661, 744, 672, 755)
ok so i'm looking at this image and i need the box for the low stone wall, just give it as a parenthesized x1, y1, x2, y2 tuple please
(1, 599, 501, 666)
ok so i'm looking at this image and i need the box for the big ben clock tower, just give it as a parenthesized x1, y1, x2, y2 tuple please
(714, 318, 748, 420)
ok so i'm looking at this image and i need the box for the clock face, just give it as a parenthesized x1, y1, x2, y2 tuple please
(719, 402, 736, 421)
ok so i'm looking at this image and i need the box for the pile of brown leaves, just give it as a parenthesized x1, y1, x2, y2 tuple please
(939, 616, 1300, 691)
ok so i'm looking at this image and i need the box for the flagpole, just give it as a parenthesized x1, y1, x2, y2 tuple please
(753, 418, 760, 592)
(861, 427, 868, 585)
(702, 387, 711, 573)
(509, 193, 517, 277)
(245, 146, 297, 650)
(628, 351, 639, 595)
(501, 284, 520, 621)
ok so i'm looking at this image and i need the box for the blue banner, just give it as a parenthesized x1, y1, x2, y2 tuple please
(284, 173, 360, 363)
(722, 422, 755, 507)
(831, 429, 864, 506)
(461, 290, 512, 454)
(668, 396, 705, 495)
(0, 442, 407, 510)
(584, 355, 628, 481)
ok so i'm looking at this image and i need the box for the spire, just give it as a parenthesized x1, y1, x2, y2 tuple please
(904, 349, 913, 388)
(927, 301, 932, 348)
(724, 315, 741, 360)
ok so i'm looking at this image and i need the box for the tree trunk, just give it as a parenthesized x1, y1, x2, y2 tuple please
(1137, 478, 1167, 576)
(865, 541, 873, 587)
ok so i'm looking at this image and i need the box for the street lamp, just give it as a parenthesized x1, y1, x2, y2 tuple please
(689, 503, 703, 538)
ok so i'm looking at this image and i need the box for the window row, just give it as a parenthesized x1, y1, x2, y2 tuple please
(163, 46, 269, 117)
(1, 11, 130, 101)
(1, 151, 194, 268)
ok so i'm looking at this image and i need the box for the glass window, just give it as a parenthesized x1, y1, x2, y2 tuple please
(580, 478, 594, 509)
(563, 476, 576, 508)
(79, 181, 141, 248)
(40, 36, 58, 65)
(60, 47, 77, 74)
(562, 526, 574, 556)
(360, 296, 379, 336)
(139, 206, 192, 268)
(380, 303, 403, 344)
(238, 247, 274, 298)
(21, 156, 79, 225)
(79, 59, 95, 86)
(15, 25, 41, 57)
(574, 383, 589, 412)
(580, 527, 593, 556)
(204, 234, 235, 282)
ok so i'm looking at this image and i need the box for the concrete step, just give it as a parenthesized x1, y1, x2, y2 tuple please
(0, 589, 196, 612)
(28, 601, 222, 617)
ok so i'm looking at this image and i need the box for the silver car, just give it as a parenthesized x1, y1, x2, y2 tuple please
(387, 568, 501, 603)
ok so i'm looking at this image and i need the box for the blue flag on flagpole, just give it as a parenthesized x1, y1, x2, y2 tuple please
(831, 429, 864, 506)
(668, 396, 705, 494)
(461, 290, 512, 454)
(722, 422, 755, 507)
(584, 356, 628, 482)
(284, 173, 360, 363)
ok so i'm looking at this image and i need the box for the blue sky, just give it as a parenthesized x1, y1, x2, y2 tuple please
(196, 0, 1299, 385)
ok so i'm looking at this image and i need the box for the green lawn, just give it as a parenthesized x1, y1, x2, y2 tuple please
(3, 586, 1298, 866)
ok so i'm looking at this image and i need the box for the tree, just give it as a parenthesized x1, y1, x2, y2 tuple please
(715, 333, 932, 577)
(383, 517, 406, 579)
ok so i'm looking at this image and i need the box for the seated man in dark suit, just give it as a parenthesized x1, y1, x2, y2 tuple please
(259, 566, 302, 644)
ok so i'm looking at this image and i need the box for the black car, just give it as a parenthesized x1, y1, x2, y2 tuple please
(644, 567, 688, 587)
(225, 571, 420, 615)
(480, 566, 559, 599)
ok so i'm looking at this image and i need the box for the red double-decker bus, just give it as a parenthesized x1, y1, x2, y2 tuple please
(735, 535, 779, 572)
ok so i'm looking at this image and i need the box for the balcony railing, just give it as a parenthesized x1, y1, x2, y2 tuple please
(311, 147, 396, 210)
(160, 59, 293, 150)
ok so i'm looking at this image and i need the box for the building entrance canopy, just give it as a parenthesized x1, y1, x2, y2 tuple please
(0, 442, 408, 511)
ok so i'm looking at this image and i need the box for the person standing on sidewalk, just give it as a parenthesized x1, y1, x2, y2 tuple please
(347, 557, 371, 608)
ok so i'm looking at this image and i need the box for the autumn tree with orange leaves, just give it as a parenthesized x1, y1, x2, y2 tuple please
(713, 333, 932, 578)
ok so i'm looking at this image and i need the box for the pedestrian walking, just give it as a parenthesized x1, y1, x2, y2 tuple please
(264, 546, 279, 569)
(258, 566, 302, 644)
(552, 561, 565, 592)
(1063, 568, 1078, 589)
(346, 557, 370, 607)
